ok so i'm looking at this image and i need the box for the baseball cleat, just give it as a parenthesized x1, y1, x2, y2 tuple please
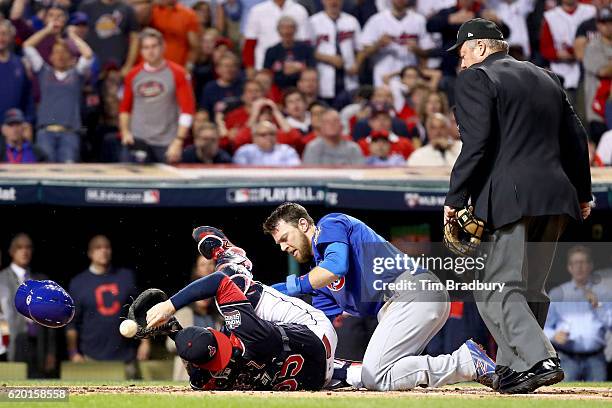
(465, 339, 496, 388)
(498, 357, 564, 394)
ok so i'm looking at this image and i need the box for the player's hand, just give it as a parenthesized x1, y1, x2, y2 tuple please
(553, 330, 569, 345)
(146, 299, 176, 329)
(271, 282, 289, 294)
(580, 202, 591, 220)
(444, 205, 457, 224)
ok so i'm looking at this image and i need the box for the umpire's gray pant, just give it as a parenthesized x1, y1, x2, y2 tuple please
(475, 215, 568, 372)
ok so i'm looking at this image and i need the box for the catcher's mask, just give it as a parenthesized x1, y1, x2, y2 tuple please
(444, 207, 486, 257)
(176, 326, 233, 371)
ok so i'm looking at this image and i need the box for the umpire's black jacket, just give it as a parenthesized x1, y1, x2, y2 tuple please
(445, 51, 592, 229)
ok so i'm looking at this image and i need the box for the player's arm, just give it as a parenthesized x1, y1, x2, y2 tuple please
(146, 272, 235, 327)
(276, 242, 349, 295)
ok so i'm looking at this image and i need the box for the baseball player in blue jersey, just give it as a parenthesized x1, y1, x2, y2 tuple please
(264, 202, 496, 391)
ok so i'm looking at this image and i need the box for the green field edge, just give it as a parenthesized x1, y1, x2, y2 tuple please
(1, 380, 611, 388)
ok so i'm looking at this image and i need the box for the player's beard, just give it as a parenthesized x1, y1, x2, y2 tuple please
(294, 232, 313, 264)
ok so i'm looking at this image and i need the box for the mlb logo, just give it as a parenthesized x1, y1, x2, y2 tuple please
(404, 193, 420, 208)
(143, 190, 160, 204)
(224, 310, 242, 329)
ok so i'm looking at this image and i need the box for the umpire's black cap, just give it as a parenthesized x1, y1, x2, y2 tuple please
(447, 18, 504, 52)
(175, 326, 234, 371)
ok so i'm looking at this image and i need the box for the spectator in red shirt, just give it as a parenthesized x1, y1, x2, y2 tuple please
(254, 69, 283, 103)
(358, 101, 414, 159)
(219, 80, 265, 138)
(231, 98, 302, 152)
(148, 0, 201, 67)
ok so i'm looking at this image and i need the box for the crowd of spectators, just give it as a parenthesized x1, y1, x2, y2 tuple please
(0, 0, 609, 166)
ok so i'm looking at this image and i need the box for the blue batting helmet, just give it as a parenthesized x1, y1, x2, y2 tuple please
(14, 280, 75, 328)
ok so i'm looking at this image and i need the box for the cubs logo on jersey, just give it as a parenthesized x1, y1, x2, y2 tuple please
(327, 277, 345, 292)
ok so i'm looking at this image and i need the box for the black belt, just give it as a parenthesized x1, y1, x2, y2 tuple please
(558, 348, 604, 358)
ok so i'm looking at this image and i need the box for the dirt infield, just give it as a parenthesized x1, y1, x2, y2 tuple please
(64, 385, 612, 400)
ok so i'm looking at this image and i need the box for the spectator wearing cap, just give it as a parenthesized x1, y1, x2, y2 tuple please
(303, 109, 364, 165)
(181, 122, 232, 163)
(263, 16, 315, 90)
(233, 120, 301, 165)
(363, 130, 406, 166)
(540, 0, 597, 102)
(406, 113, 461, 166)
(544, 246, 612, 381)
(119, 28, 196, 163)
(0, 109, 47, 163)
(358, 101, 414, 159)
(78, 0, 140, 77)
(24, 22, 94, 163)
(582, 7, 612, 144)
(201, 52, 243, 117)
(148, 0, 201, 67)
(242, 0, 310, 75)
(0, 234, 56, 378)
(351, 86, 411, 140)
(0, 20, 35, 139)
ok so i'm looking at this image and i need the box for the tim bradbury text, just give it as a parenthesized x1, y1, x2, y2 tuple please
(372, 279, 506, 293)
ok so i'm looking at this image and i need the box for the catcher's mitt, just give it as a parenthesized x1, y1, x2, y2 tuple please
(443, 207, 486, 257)
(126, 288, 182, 339)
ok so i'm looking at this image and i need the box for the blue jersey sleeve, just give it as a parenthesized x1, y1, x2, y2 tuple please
(319, 242, 349, 277)
(315, 214, 351, 247)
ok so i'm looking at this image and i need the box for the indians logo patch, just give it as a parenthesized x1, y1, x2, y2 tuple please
(224, 310, 242, 330)
(327, 277, 345, 292)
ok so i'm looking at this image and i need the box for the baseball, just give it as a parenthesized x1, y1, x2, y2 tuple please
(119, 319, 138, 338)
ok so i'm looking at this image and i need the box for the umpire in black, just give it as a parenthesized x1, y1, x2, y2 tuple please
(444, 19, 592, 394)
